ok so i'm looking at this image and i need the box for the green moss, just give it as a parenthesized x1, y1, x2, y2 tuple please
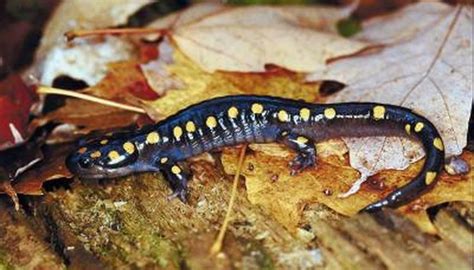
(59, 180, 182, 268)
(0, 249, 13, 270)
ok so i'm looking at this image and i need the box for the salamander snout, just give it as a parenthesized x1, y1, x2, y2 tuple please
(66, 138, 140, 179)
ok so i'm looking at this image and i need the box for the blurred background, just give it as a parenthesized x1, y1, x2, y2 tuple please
(0, 0, 426, 81)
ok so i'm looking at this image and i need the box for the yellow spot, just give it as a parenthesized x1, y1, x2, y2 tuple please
(228, 106, 239, 118)
(278, 110, 289, 122)
(171, 165, 181, 175)
(173, 126, 183, 139)
(146, 132, 160, 144)
(160, 157, 168, 164)
(373, 105, 386, 120)
(433, 137, 444, 151)
(324, 108, 336, 119)
(90, 151, 101, 158)
(123, 141, 135, 154)
(185, 121, 196, 132)
(100, 139, 108, 145)
(425, 171, 437, 185)
(78, 147, 87, 154)
(299, 108, 310, 121)
(108, 150, 120, 160)
(405, 124, 411, 135)
(206, 116, 217, 128)
(296, 136, 308, 144)
(415, 122, 424, 132)
(251, 103, 264, 114)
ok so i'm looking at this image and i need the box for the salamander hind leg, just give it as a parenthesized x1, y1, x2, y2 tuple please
(278, 131, 316, 175)
(160, 162, 190, 203)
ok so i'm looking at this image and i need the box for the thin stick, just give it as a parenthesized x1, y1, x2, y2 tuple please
(37, 86, 146, 114)
(65, 28, 164, 41)
(209, 145, 247, 256)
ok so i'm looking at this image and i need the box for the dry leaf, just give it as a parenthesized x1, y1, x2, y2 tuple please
(36, 0, 152, 57)
(148, 3, 369, 73)
(221, 146, 473, 233)
(144, 49, 320, 119)
(140, 38, 185, 96)
(39, 36, 136, 86)
(41, 99, 140, 136)
(84, 61, 158, 102)
(307, 3, 472, 179)
(34, 0, 152, 86)
(11, 146, 74, 195)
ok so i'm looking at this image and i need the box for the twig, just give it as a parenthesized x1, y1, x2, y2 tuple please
(65, 28, 165, 41)
(209, 145, 247, 256)
(1, 181, 19, 211)
(37, 86, 146, 114)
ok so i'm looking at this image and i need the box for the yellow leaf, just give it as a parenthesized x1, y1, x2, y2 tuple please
(221, 146, 473, 233)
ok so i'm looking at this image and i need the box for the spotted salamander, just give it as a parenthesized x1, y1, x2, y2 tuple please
(66, 95, 445, 212)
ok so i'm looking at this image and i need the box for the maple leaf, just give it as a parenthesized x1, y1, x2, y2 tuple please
(148, 2, 369, 73)
(306, 3, 472, 188)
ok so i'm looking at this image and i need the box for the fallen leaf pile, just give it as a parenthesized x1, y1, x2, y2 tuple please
(0, 1, 471, 234)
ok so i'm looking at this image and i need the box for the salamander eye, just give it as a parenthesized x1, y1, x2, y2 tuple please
(79, 158, 93, 168)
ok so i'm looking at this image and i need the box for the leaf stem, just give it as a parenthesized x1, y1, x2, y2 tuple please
(209, 145, 247, 256)
(37, 86, 146, 114)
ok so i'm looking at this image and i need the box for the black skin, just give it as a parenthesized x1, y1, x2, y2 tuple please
(66, 95, 445, 212)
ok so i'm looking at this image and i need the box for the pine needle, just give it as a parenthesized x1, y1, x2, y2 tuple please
(37, 86, 146, 114)
(209, 144, 247, 256)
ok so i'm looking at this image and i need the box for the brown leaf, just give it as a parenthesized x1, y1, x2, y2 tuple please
(41, 99, 140, 137)
(11, 145, 74, 195)
(84, 61, 159, 102)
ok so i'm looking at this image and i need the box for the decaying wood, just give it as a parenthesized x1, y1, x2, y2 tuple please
(0, 201, 64, 269)
(0, 160, 473, 269)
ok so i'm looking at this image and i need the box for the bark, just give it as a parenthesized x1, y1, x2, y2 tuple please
(0, 160, 472, 269)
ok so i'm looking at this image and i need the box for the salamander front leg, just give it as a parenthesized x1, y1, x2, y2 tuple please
(278, 131, 316, 175)
(160, 163, 190, 203)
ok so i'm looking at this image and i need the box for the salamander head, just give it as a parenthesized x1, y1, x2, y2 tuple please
(66, 137, 143, 179)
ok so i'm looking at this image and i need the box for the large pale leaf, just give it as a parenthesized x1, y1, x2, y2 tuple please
(148, 3, 369, 73)
(307, 3, 472, 179)
(37, 0, 152, 56)
(35, 0, 152, 86)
